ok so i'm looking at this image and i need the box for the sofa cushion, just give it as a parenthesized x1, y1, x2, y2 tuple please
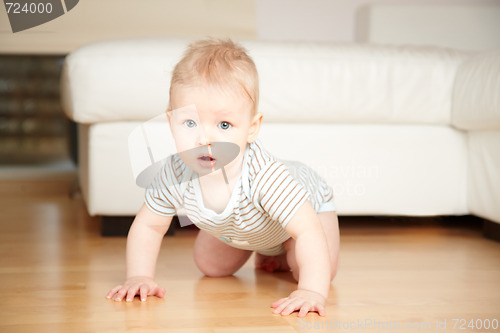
(249, 41, 468, 125)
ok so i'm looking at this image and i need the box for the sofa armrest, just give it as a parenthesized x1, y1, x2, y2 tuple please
(60, 38, 187, 123)
(452, 51, 500, 131)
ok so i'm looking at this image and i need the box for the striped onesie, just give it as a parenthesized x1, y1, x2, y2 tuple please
(145, 139, 335, 256)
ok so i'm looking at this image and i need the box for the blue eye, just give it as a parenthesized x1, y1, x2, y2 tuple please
(184, 120, 196, 128)
(219, 121, 231, 130)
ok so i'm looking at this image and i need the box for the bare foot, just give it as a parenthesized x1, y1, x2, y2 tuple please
(255, 253, 291, 273)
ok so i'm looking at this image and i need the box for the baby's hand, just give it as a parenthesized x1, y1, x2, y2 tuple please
(271, 289, 326, 317)
(106, 276, 165, 302)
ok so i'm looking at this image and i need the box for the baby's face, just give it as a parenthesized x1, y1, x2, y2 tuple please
(168, 85, 261, 174)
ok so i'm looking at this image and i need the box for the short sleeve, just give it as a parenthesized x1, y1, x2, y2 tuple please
(251, 161, 310, 227)
(282, 160, 336, 213)
(145, 156, 184, 217)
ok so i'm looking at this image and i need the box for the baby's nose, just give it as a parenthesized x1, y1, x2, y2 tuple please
(196, 127, 212, 146)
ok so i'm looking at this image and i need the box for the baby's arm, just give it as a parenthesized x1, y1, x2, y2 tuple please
(106, 203, 172, 302)
(272, 201, 331, 316)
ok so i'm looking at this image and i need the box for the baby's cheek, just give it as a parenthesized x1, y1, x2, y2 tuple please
(173, 132, 195, 149)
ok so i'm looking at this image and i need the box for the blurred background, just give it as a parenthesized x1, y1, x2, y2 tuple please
(0, 0, 499, 181)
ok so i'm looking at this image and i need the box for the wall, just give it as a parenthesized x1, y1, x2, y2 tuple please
(0, 0, 498, 54)
(256, 0, 500, 49)
(356, 2, 500, 52)
(0, 0, 256, 54)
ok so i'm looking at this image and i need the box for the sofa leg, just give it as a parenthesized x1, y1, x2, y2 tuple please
(101, 216, 177, 237)
(483, 219, 500, 242)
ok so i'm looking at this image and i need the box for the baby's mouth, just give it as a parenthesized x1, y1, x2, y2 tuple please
(197, 154, 216, 170)
(198, 155, 215, 162)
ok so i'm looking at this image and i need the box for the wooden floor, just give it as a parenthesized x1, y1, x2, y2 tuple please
(1, 181, 500, 333)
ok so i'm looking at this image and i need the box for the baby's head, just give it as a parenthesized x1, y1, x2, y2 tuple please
(169, 38, 259, 114)
(167, 38, 263, 174)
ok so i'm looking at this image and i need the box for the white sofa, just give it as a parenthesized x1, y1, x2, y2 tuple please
(60, 38, 500, 234)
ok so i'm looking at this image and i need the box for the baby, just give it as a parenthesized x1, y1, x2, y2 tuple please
(107, 38, 340, 317)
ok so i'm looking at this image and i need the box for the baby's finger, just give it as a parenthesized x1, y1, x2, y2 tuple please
(298, 303, 312, 317)
(106, 285, 123, 299)
(280, 299, 301, 316)
(126, 284, 141, 302)
(140, 285, 149, 302)
(273, 298, 295, 315)
(316, 304, 326, 316)
(114, 287, 129, 302)
(271, 297, 288, 309)
(153, 286, 166, 298)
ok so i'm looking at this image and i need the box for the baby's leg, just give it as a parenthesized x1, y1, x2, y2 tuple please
(193, 230, 252, 277)
(255, 252, 290, 273)
(285, 211, 340, 282)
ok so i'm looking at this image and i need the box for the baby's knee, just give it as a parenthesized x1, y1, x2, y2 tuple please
(194, 254, 232, 277)
(199, 265, 234, 278)
(193, 246, 249, 277)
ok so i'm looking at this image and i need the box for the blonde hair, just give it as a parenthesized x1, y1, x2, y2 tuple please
(169, 38, 259, 113)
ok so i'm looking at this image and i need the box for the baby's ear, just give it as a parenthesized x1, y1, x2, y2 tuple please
(166, 109, 174, 131)
(247, 112, 263, 143)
